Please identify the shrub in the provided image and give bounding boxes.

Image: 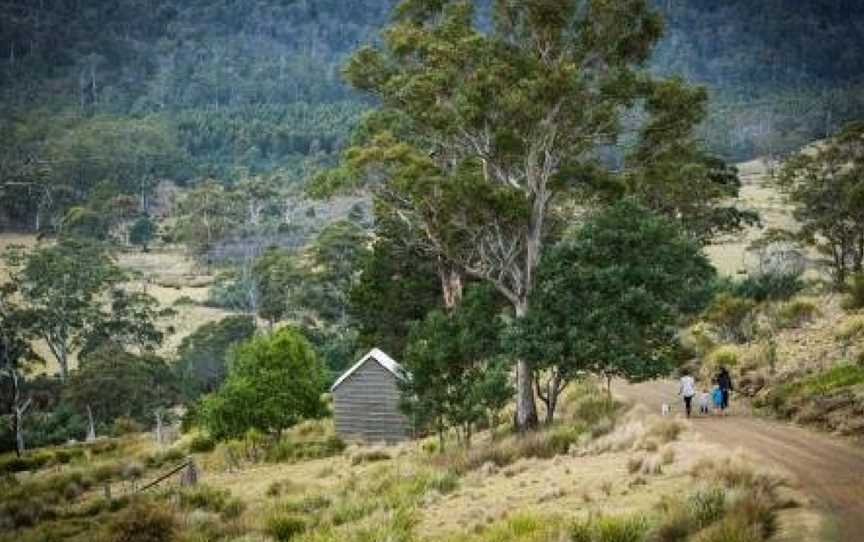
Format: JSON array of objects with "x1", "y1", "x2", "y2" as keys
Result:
[
  {"x1": 199, "y1": 328, "x2": 328, "y2": 440},
  {"x1": 653, "y1": 499, "x2": 698, "y2": 542},
  {"x1": 570, "y1": 392, "x2": 623, "y2": 426},
  {"x1": 173, "y1": 296, "x2": 198, "y2": 306},
  {"x1": 773, "y1": 299, "x2": 818, "y2": 329},
  {"x1": 265, "y1": 435, "x2": 346, "y2": 463},
  {"x1": 113, "y1": 417, "x2": 146, "y2": 436},
  {"x1": 188, "y1": 434, "x2": 216, "y2": 453},
  {"x1": 143, "y1": 447, "x2": 186, "y2": 469},
  {"x1": 703, "y1": 294, "x2": 757, "y2": 343},
  {"x1": 835, "y1": 316, "x2": 864, "y2": 342},
  {"x1": 426, "y1": 470, "x2": 459, "y2": 495},
  {"x1": 842, "y1": 272, "x2": 864, "y2": 311},
  {"x1": 104, "y1": 499, "x2": 179, "y2": 542},
  {"x1": 692, "y1": 516, "x2": 760, "y2": 542},
  {"x1": 174, "y1": 485, "x2": 230, "y2": 512},
  {"x1": 733, "y1": 271, "x2": 804, "y2": 302},
  {"x1": 92, "y1": 461, "x2": 125, "y2": 483},
  {"x1": 266, "y1": 514, "x2": 307, "y2": 541},
  {"x1": 707, "y1": 346, "x2": 739, "y2": 369}
]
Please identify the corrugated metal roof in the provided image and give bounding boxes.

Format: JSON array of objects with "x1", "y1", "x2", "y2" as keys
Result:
[{"x1": 330, "y1": 348, "x2": 405, "y2": 392}]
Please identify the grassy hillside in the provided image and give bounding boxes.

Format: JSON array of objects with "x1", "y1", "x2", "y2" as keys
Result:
[{"x1": 0, "y1": 384, "x2": 823, "y2": 542}]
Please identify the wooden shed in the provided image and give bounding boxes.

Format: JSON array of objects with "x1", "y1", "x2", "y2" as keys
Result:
[{"x1": 330, "y1": 348, "x2": 411, "y2": 443}]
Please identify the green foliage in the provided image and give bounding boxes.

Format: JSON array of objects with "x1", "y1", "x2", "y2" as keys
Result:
[
  {"x1": 783, "y1": 365, "x2": 864, "y2": 397},
  {"x1": 267, "y1": 513, "x2": 307, "y2": 541},
  {"x1": 199, "y1": 328, "x2": 328, "y2": 440},
  {"x1": 402, "y1": 285, "x2": 513, "y2": 446},
  {"x1": 251, "y1": 247, "x2": 300, "y2": 324},
  {"x1": 707, "y1": 346, "x2": 740, "y2": 370},
  {"x1": 174, "y1": 315, "x2": 256, "y2": 399},
  {"x1": 842, "y1": 272, "x2": 864, "y2": 311},
  {"x1": 626, "y1": 79, "x2": 758, "y2": 244},
  {"x1": 348, "y1": 214, "x2": 443, "y2": 357},
  {"x1": 3, "y1": 240, "x2": 169, "y2": 381},
  {"x1": 513, "y1": 200, "x2": 715, "y2": 410},
  {"x1": 129, "y1": 217, "x2": 157, "y2": 252},
  {"x1": 264, "y1": 435, "x2": 346, "y2": 463},
  {"x1": 570, "y1": 515, "x2": 649, "y2": 542},
  {"x1": 188, "y1": 434, "x2": 216, "y2": 454},
  {"x1": 703, "y1": 294, "x2": 757, "y2": 343},
  {"x1": 104, "y1": 499, "x2": 179, "y2": 542},
  {"x1": 303, "y1": 221, "x2": 371, "y2": 324},
  {"x1": 173, "y1": 181, "x2": 244, "y2": 253},
  {"x1": 731, "y1": 271, "x2": 805, "y2": 303},
  {"x1": 64, "y1": 345, "x2": 179, "y2": 430},
  {"x1": 773, "y1": 300, "x2": 819, "y2": 329},
  {"x1": 776, "y1": 122, "x2": 864, "y2": 287}
]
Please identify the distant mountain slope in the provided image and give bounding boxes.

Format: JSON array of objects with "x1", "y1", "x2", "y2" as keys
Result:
[{"x1": 1, "y1": 0, "x2": 863, "y2": 178}]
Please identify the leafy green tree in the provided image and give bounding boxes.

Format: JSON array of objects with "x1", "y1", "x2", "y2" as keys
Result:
[
  {"x1": 402, "y1": 285, "x2": 513, "y2": 448},
  {"x1": 301, "y1": 221, "x2": 371, "y2": 324},
  {"x1": 174, "y1": 316, "x2": 257, "y2": 399},
  {"x1": 776, "y1": 122, "x2": 864, "y2": 287},
  {"x1": 129, "y1": 216, "x2": 157, "y2": 252},
  {"x1": 252, "y1": 247, "x2": 301, "y2": 325},
  {"x1": 63, "y1": 345, "x2": 178, "y2": 431},
  {"x1": 3, "y1": 240, "x2": 121, "y2": 381},
  {"x1": 510, "y1": 201, "x2": 715, "y2": 420},
  {"x1": 342, "y1": 0, "x2": 677, "y2": 430},
  {"x1": 174, "y1": 180, "x2": 243, "y2": 254},
  {"x1": 349, "y1": 216, "x2": 443, "y2": 357},
  {"x1": 626, "y1": 79, "x2": 759, "y2": 244},
  {"x1": 4, "y1": 240, "x2": 172, "y2": 381},
  {"x1": 81, "y1": 288, "x2": 176, "y2": 357},
  {"x1": 200, "y1": 328, "x2": 328, "y2": 440}
]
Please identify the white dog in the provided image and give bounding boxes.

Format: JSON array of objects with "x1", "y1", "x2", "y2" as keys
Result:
[{"x1": 661, "y1": 403, "x2": 671, "y2": 417}]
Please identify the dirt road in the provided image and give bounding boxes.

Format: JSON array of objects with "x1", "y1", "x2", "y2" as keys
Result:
[{"x1": 619, "y1": 380, "x2": 864, "y2": 541}]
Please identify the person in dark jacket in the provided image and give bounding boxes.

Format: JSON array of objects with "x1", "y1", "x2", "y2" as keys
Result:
[{"x1": 716, "y1": 367, "x2": 733, "y2": 414}]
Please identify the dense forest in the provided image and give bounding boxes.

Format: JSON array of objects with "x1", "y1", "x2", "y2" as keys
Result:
[{"x1": 2, "y1": 0, "x2": 864, "y2": 231}]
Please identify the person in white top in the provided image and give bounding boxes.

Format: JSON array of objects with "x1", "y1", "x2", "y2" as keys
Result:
[{"x1": 679, "y1": 368, "x2": 696, "y2": 418}]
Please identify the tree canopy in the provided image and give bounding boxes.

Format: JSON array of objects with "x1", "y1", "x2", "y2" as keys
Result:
[{"x1": 200, "y1": 328, "x2": 328, "y2": 440}]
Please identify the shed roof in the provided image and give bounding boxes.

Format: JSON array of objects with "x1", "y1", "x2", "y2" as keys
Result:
[{"x1": 330, "y1": 348, "x2": 405, "y2": 392}]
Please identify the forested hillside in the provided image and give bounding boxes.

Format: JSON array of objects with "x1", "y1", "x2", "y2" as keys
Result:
[{"x1": 2, "y1": 0, "x2": 864, "y2": 231}]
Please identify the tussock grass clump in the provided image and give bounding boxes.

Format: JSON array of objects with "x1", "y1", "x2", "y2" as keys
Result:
[
  {"x1": 707, "y1": 346, "x2": 740, "y2": 369},
  {"x1": 102, "y1": 499, "x2": 179, "y2": 542},
  {"x1": 646, "y1": 419, "x2": 683, "y2": 444},
  {"x1": 188, "y1": 434, "x2": 216, "y2": 453},
  {"x1": 142, "y1": 447, "x2": 186, "y2": 469},
  {"x1": 350, "y1": 449, "x2": 391, "y2": 465},
  {"x1": 442, "y1": 513, "x2": 568, "y2": 542},
  {"x1": 589, "y1": 413, "x2": 682, "y2": 456},
  {"x1": 773, "y1": 299, "x2": 819, "y2": 329},
  {"x1": 571, "y1": 515, "x2": 648, "y2": 542},
  {"x1": 434, "y1": 424, "x2": 587, "y2": 474},
  {"x1": 703, "y1": 294, "x2": 758, "y2": 343},
  {"x1": 266, "y1": 513, "x2": 307, "y2": 541},
  {"x1": 835, "y1": 316, "x2": 864, "y2": 342}
]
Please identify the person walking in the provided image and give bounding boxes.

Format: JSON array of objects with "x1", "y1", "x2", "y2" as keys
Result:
[
  {"x1": 717, "y1": 366, "x2": 734, "y2": 415},
  {"x1": 679, "y1": 368, "x2": 696, "y2": 418}
]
